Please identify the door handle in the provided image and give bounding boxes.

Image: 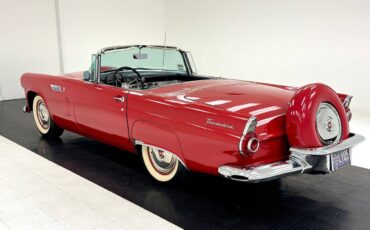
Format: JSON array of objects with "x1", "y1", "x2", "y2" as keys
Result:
[{"x1": 113, "y1": 96, "x2": 125, "y2": 103}]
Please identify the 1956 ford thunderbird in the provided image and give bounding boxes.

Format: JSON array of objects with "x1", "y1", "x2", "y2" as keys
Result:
[{"x1": 21, "y1": 45, "x2": 364, "y2": 183}]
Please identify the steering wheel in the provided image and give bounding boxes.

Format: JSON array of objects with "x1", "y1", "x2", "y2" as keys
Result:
[{"x1": 107, "y1": 66, "x2": 142, "y2": 87}]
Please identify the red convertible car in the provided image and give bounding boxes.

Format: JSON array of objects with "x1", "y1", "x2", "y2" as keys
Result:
[{"x1": 21, "y1": 45, "x2": 364, "y2": 183}]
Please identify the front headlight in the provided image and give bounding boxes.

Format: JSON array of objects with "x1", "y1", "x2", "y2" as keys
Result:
[{"x1": 316, "y1": 102, "x2": 342, "y2": 145}]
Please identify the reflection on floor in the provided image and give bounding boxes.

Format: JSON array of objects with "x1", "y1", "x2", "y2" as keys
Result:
[
  {"x1": 1, "y1": 99, "x2": 370, "y2": 229},
  {"x1": 0, "y1": 135, "x2": 180, "y2": 229}
]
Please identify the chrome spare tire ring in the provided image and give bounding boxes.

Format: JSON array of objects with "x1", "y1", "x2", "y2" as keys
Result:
[{"x1": 316, "y1": 102, "x2": 342, "y2": 145}]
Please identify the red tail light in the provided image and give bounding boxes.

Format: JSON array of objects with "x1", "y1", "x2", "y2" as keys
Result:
[{"x1": 247, "y1": 136, "x2": 260, "y2": 153}]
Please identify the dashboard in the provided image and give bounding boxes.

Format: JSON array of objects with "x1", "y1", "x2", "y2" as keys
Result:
[{"x1": 121, "y1": 80, "x2": 183, "y2": 90}]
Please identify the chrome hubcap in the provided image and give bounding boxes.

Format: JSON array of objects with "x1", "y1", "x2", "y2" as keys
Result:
[
  {"x1": 37, "y1": 101, "x2": 50, "y2": 129},
  {"x1": 325, "y1": 119, "x2": 333, "y2": 132},
  {"x1": 316, "y1": 103, "x2": 341, "y2": 145},
  {"x1": 148, "y1": 147, "x2": 177, "y2": 175}
]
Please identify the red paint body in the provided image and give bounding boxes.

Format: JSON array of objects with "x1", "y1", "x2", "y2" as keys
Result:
[{"x1": 20, "y1": 72, "x2": 350, "y2": 176}]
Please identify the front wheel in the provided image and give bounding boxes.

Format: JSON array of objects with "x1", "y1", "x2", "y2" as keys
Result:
[
  {"x1": 141, "y1": 145, "x2": 187, "y2": 183},
  {"x1": 32, "y1": 95, "x2": 64, "y2": 138}
]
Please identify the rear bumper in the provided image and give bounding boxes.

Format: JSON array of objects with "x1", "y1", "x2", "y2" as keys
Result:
[{"x1": 218, "y1": 133, "x2": 365, "y2": 183}]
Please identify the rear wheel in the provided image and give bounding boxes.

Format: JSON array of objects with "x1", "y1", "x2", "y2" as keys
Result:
[
  {"x1": 141, "y1": 145, "x2": 187, "y2": 183},
  {"x1": 32, "y1": 95, "x2": 64, "y2": 138}
]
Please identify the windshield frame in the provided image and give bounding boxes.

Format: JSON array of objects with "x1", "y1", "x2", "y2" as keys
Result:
[{"x1": 93, "y1": 45, "x2": 193, "y2": 84}]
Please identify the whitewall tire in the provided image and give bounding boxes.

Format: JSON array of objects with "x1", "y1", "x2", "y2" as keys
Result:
[
  {"x1": 32, "y1": 95, "x2": 64, "y2": 138},
  {"x1": 141, "y1": 145, "x2": 186, "y2": 183}
]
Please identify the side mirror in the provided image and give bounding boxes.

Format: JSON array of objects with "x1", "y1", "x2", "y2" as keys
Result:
[{"x1": 83, "y1": 71, "x2": 91, "y2": 81}]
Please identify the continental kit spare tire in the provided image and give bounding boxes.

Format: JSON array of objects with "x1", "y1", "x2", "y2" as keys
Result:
[{"x1": 286, "y1": 83, "x2": 349, "y2": 148}]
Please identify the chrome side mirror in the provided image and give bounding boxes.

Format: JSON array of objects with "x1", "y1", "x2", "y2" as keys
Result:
[{"x1": 83, "y1": 71, "x2": 91, "y2": 81}]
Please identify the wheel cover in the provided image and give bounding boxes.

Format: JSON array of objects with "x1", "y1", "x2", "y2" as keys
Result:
[
  {"x1": 148, "y1": 147, "x2": 177, "y2": 175},
  {"x1": 141, "y1": 145, "x2": 179, "y2": 182},
  {"x1": 36, "y1": 100, "x2": 50, "y2": 130},
  {"x1": 316, "y1": 102, "x2": 342, "y2": 145}
]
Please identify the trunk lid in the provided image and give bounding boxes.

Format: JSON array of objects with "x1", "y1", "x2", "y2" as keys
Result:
[{"x1": 183, "y1": 79, "x2": 296, "y2": 119}]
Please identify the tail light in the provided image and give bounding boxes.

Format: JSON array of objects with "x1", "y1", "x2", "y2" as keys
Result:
[
  {"x1": 247, "y1": 135, "x2": 260, "y2": 153},
  {"x1": 239, "y1": 116, "x2": 260, "y2": 156}
]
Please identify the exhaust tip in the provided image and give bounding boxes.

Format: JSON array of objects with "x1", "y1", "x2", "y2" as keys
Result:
[{"x1": 230, "y1": 175, "x2": 249, "y2": 182}]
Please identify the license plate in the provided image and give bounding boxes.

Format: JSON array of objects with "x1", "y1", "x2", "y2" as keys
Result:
[{"x1": 331, "y1": 149, "x2": 351, "y2": 171}]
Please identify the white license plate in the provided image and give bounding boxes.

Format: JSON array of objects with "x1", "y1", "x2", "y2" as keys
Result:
[{"x1": 331, "y1": 149, "x2": 351, "y2": 171}]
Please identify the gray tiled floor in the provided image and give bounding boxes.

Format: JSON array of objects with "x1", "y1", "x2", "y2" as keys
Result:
[{"x1": 0, "y1": 135, "x2": 181, "y2": 230}]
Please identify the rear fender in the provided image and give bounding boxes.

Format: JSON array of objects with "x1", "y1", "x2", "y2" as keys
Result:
[{"x1": 131, "y1": 120, "x2": 186, "y2": 167}]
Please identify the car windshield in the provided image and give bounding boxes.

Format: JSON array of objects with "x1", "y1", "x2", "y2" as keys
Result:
[{"x1": 100, "y1": 47, "x2": 187, "y2": 73}]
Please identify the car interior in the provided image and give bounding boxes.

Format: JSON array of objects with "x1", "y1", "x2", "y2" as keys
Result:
[{"x1": 100, "y1": 67, "x2": 211, "y2": 90}]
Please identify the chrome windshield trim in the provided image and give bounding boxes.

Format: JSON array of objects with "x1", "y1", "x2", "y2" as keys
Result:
[
  {"x1": 96, "y1": 54, "x2": 101, "y2": 83},
  {"x1": 290, "y1": 133, "x2": 364, "y2": 156},
  {"x1": 238, "y1": 116, "x2": 257, "y2": 156},
  {"x1": 95, "y1": 45, "x2": 187, "y2": 82},
  {"x1": 98, "y1": 45, "x2": 180, "y2": 54}
]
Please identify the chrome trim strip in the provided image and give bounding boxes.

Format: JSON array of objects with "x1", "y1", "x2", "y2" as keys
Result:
[
  {"x1": 290, "y1": 133, "x2": 364, "y2": 155},
  {"x1": 134, "y1": 140, "x2": 188, "y2": 170},
  {"x1": 50, "y1": 84, "x2": 63, "y2": 93},
  {"x1": 238, "y1": 116, "x2": 257, "y2": 156}
]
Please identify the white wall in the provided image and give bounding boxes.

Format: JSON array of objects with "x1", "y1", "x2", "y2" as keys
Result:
[
  {"x1": 0, "y1": 0, "x2": 61, "y2": 101},
  {"x1": 0, "y1": 0, "x2": 165, "y2": 101},
  {"x1": 165, "y1": 0, "x2": 370, "y2": 113},
  {"x1": 58, "y1": 0, "x2": 165, "y2": 73}
]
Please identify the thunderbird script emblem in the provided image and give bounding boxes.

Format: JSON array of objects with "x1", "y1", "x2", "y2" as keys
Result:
[{"x1": 206, "y1": 118, "x2": 234, "y2": 129}]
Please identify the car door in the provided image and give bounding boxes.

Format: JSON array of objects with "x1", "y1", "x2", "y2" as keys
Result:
[{"x1": 69, "y1": 80, "x2": 132, "y2": 150}]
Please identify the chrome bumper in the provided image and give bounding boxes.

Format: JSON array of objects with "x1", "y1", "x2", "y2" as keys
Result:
[{"x1": 218, "y1": 133, "x2": 365, "y2": 183}]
